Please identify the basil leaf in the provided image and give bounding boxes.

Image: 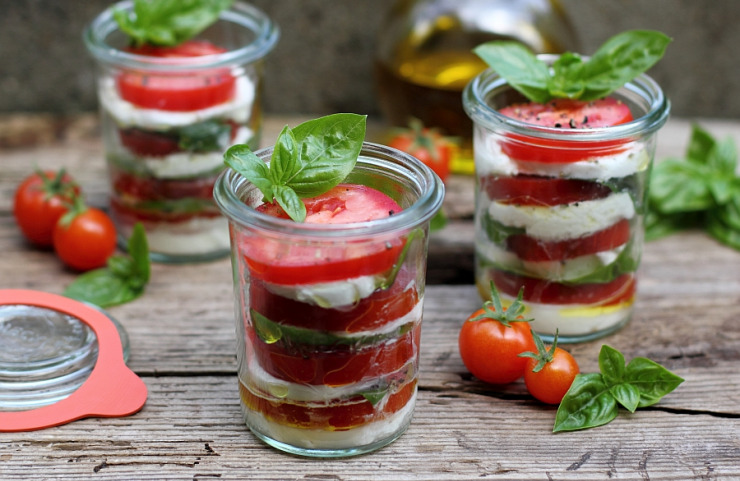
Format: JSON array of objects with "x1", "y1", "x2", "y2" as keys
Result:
[
  {"x1": 549, "y1": 52, "x2": 586, "y2": 99},
  {"x1": 473, "y1": 42, "x2": 551, "y2": 104},
  {"x1": 178, "y1": 120, "x2": 233, "y2": 152},
  {"x1": 686, "y1": 124, "x2": 716, "y2": 164},
  {"x1": 289, "y1": 113, "x2": 366, "y2": 197},
  {"x1": 625, "y1": 357, "x2": 685, "y2": 408},
  {"x1": 598, "y1": 345, "x2": 626, "y2": 385},
  {"x1": 114, "y1": 0, "x2": 233, "y2": 47},
  {"x1": 474, "y1": 30, "x2": 670, "y2": 103},
  {"x1": 578, "y1": 30, "x2": 671, "y2": 101},
  {"x1": 361, "y1": 385, "x2": 390, "y2": 407},
  {"x1": 273, "y1": 185, "x2": 306, "y2": 223},
  {"x1": 270, "y1": 126, "x2": 301, "y2": 185},
  {"x1": 707, "y1": 209, "x2": 740, "y2": 251},
  {"x1": 63, "y1": 224, "x2": 151, "y2": 308},
  {"x1": 649, "y1": 159, "x2": 715, "y2": 213},
  {"x1": 609, "y1": 382, "x2": 641, "y2": 413},
  {"x1": 224, "y1": 144, "x2": 274, "y2": 202},
  {"x1": 553, "y1": 373, "x2": 618, "y2": 432}
]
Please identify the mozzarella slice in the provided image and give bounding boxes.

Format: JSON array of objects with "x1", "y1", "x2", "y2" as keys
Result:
[
  {"x1": 99, "y1": 75, "x2": 255, "y2": 130},
  {"x1": 474, "y1": 131, "x2": 649, "y2": 181},
  {"x1": 486, "y1": 192, "x2": 635, "y2": 242}
]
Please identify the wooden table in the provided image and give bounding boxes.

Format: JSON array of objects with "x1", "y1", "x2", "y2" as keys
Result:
[{"x1": 1, "y1": 115, "x2": 739, "y2": 480}]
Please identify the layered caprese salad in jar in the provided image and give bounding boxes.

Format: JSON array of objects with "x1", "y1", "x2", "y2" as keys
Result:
[
  {"x1": 84, "y1": 0, "x2": 278, "y2": 262},
  {"x1": 463, "y1": 31, "x2": 671, "y2": 342},
  {"x1": 214, "y1": 114, "x2": 444, "y2": 457}
]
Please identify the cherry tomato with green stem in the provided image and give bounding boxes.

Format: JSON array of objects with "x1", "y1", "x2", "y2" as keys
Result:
[
  {"x1": 519, "y1": 329, "x2": 580, "y2": 404},
  {"x1": 53, "y1": 196, "x2": 117, "y2": 272},
  {"x1": 13, "y1": 169, "x2": 79, "y2": 247},
  {"x1": 458, "y1": 283, "x2": 535, "y2": 385},
  {"x1": 388, "y1": 118, "x2": 456, "y2": 183}
]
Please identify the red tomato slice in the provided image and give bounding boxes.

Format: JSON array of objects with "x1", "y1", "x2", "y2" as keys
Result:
[
  {"x1": 118, "y1": 41, "x2": 236, "y2": 111},
  {"x1": 481, "y1": 174, "x2": 613, "y2": 206},
  {"x1": 499, "y1": 98, "x2": 634, "y2": 163},
  {"x1": 239, "y1": 376, "x2": 417, "y2": 430},
  {"x1": 119, "y1": 128, "x2": 181, "y2": 157},
  {"x1": 248, "y1": 323, "x2": 420, "y2": 386},
  {"x1": 244, "y1": 184, "x2": 405, "y2": 285},
  {"x1": 505, "y1": 219, "x2": 631, "y2": 262},
  {"x1": 110, "y1": 197, "x2": 221, "y2": 224},
  {"x1": 113, "y1": 170, "x2": 217, "y2": 201},
  {"x1": 250, "y1": 266, "x2": 419, "y2": 333},
  {"x1": 491, "y1": 269, "x2": 636, "y2": 306}
]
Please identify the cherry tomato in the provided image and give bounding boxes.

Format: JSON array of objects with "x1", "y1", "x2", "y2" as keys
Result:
[
  {"x1": 388, "y1": 119, "x2": 455, "y2": 182},
  {"x1": 481, "y1": 174, "x2": 613, "y2": 207},
  {"x1": 245, "y1": 184, "x2": 405, "y2": 285},
  {"x1": 458, "y1": 287, "x2": 536, "y2": 384},
  {"x1": 521, "y1": 331, "x2": 580, "y2": 405},
  {"x1": 118, "y1": 40, "x2": 236, "y2": 111},
  {"x1": 499, "y1": 98, "x2": 634, "y2": 164},
  {"x1": 13, "y1": 170, "x2": 79, "y2": 247},
  {"x1": 53, "y1": 207, "x2": 117, "y2": 271},
  {"x1": 491, "y1": 269, "x2": 636, "y2": 306}
]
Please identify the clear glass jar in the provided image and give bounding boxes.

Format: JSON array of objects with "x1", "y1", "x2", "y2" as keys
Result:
[
  {"x1": 374, "y1": 0, "x2": 577, "y2": 174},
  {"x1": 214, "y1": 143, "x2": 444, "y2": 457},
  {"x1": 463, "y1": 58, "x2": 670, "y2": 343},
  {"x1": 84, "y1": 1, "x2": 279, "y2": 263}
]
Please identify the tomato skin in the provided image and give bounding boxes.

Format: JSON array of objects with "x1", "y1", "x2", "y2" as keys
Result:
[
  {"x1": 245, "y1": 184, "x2": 406, "y2": 285},
  {"x1": 53, "y1": 208, "x2": 117, "y2": 271},
  {"x1": 458, "y1": 310, "x2": 535, "y2": 385},
  {"x1": 499, "y1": 98, "x2": 634, "y2": 164},
  {"x1": 491, "y1": 269, "x2": 636, "y2": 306},
  {"x1": 13, "y1": 171, "x2": 78, "y2": 247},
  {"x1": 524, "y1": 347, "x2": 579, "y2": 404},
  {"x1": 388, "y1": 123, "x2": 454, "y2": 182},
  {"x1": 118, "y1": 40, "x2": 236, "y2": 112},
  {"x1": 481, "y1": 174, "x2": 613, "y2": 207}
]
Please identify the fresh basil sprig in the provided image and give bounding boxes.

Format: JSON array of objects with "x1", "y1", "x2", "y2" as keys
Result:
[
  {"x1": 63, "y1": 223, "x2": 151, "y2": 308},
  {"x1": 474, "y1": 30, "x2": 671, "y2": 104},
  {"x1": 114, "y1": 0, "x2": 233, "y2": 47},
  {"x1": 224, "y1": 113, "x2": 367, "y2": 222},
  {"x1": 647, "y1": 124, "x2": 740, "y2": 250},
  {"x1": 553, "y1": 345, "x2": 683, "y2": 432}
]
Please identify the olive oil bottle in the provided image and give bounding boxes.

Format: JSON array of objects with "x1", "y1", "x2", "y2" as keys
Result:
[{"x1": 375, "y1": 0, "x2": 578, "y2": 174}]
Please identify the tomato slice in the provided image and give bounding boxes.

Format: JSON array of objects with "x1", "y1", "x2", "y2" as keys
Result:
[
  {"x1": 113, "y1": 170, "x2": 218, "y2": 201},
  {"x1": 505, "y1": 219, "x2": 631, "y2": 262},
  {"x1": 498, "y1": 98, "x2": 634, "y2": 164},
  {"x1": 119, "y1": 128, "x2": 181, "y2": 157},
  {"x1": 491, "y1": 269, "x2": 636, "y2": 305},
  {"x1": 243, "y1": 184, "x2": 405, "y2": 285},
  {"x1": 248, "y1": 323, "x2": 420, "y2": 386},
  {"x1": 250, "y1": 266, "x2": 419, "y2": 333},
  {"x1": 239, "y1": 377, "x2": 417, "y2": 430},
  {"x1": 481, "y1": 174, "x2": 613, "y2": 206},
  {"x1": 118, "y1": 41, "x2": 236, "y2": 111},
  {"x1": 110, "y1": 197, "x2": 220, "y2": 224}
]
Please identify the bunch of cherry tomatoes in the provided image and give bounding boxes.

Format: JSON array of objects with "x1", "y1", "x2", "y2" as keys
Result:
[
  {"x1": 14, "y1": 169, "x2": 117, "y2": 271},
  {"x1": 458, "y1": 286, "x2": 580, "y2": 405}
]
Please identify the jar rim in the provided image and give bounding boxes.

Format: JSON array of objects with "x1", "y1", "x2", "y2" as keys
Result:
[
  {"x1": 83, "y1": 0, "x2": 279, "y2": 70},
  {"x1": 462, "y1": 54, "x2": 670, "y2": 141},
  {"x1": 213, "y1": 142, "x2": 445, "y2": 239}
]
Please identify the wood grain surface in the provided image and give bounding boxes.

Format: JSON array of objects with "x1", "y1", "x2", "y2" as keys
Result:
[{"x1": 0, "y1": 115, "x2": 739, "y2": 480}]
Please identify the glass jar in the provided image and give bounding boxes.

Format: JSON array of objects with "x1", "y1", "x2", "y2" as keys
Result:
[
  {"x1": 214, "y1": 142, "x2": 444, "y2": 457},
  {"x1": 84, "y1": 1, "x2": 279, "y2": 263},
  {"x1": 463, "y1": 58, "x2": 670, "y2": 343},
  {"x1": 374, "y1": 0, "x2": 577, "y2": 174}
]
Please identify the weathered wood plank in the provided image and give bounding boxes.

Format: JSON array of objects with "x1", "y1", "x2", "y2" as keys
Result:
[{"x1": 1, "y1": 375, "x2": 738, "y2": 481}]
